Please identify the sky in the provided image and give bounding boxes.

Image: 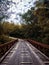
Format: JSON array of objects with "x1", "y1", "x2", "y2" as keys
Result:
[{"x1": 7, "y1": 0, "x2": 36, "y2": 24}]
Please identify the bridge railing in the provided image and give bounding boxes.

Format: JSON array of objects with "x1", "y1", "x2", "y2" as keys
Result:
[
  {"x1": 0, "y1": 39, "x2": 18, "y2": 58},
  {"x1": 27, "y1": 39, "x2": 49, "y2": 57}
]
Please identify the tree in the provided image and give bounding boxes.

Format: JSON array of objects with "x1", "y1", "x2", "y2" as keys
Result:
[
  {"x1": 22, "y1": 8, "x2": 38, "y2": 24},
  {"x1": 0, "y1": 22, "x2": 3, "y2": 35},
  {"x1": 21, "y1": 0, "x2": 49, "y2": 44}
]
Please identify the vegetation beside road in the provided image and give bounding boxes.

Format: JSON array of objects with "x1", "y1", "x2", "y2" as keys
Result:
[
  {"x1": 0, "y1": 0, "x2": 49, "y2": 57},
  {"x1": 0, "y1": 0, "x2": 49, "y2": 45},
  {"x1": 0, "y1": 35, "x2": 12, "y2": 45}
]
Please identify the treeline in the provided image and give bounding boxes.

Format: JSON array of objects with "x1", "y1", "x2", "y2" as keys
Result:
[
  {"x1": 9, "y1": 0, "x2": 49, "y2": 45},
  {"x1": 0, "y1": 0, "x2": 49, "y2": 45},
  {"x1": 20, "y1": 1, "x2": 49, "y2": 44},
  {"x1": 0, "y1": 22, "x2": 16, "y2": 44}
]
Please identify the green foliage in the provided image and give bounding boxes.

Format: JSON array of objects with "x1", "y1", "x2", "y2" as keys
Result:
[
  {"x1": 0, "y1": 22, "x2": 3, "y2": 35},
  {"x1": 0, "y1": 22, "x2": 15, "y2": 44},
  {"x1": 20, "y1": 1, "x2": 49, "y2": 45},
  {"x1": 0, "y1": 0, "x2": 49, "y2": 45},
  {"x1": 0, "y1": 35, "x2": 12, "y2": 44},
  {"x1": 22, "y1": 9, "x2": 37, "y2": 24}
]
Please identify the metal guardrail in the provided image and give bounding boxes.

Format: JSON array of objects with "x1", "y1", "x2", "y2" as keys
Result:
[
  {"x1": 27, "y1": 39, "x2": 49, "y2": 57},
  {"x1": 0, "y1": 39, "x2": 18, "y2": 58}
]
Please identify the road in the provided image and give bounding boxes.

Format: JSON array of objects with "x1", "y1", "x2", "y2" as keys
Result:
[{"x1": 0, "y1": 39, "x2": 49, "y2": 65}]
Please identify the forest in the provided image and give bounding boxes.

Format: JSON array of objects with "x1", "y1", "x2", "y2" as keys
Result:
[{"x1": 0, "y1": 0, "x2": 49, "y2": 45}]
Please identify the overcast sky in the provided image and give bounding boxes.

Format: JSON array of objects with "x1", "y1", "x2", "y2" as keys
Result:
[{"x1": 7, "y1": 0, "x2": 36, "y2": 24}]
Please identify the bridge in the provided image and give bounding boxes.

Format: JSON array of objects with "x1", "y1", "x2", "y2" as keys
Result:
[{"x1": 0, "y1": 39, "x2": 49, "y2": 65}]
